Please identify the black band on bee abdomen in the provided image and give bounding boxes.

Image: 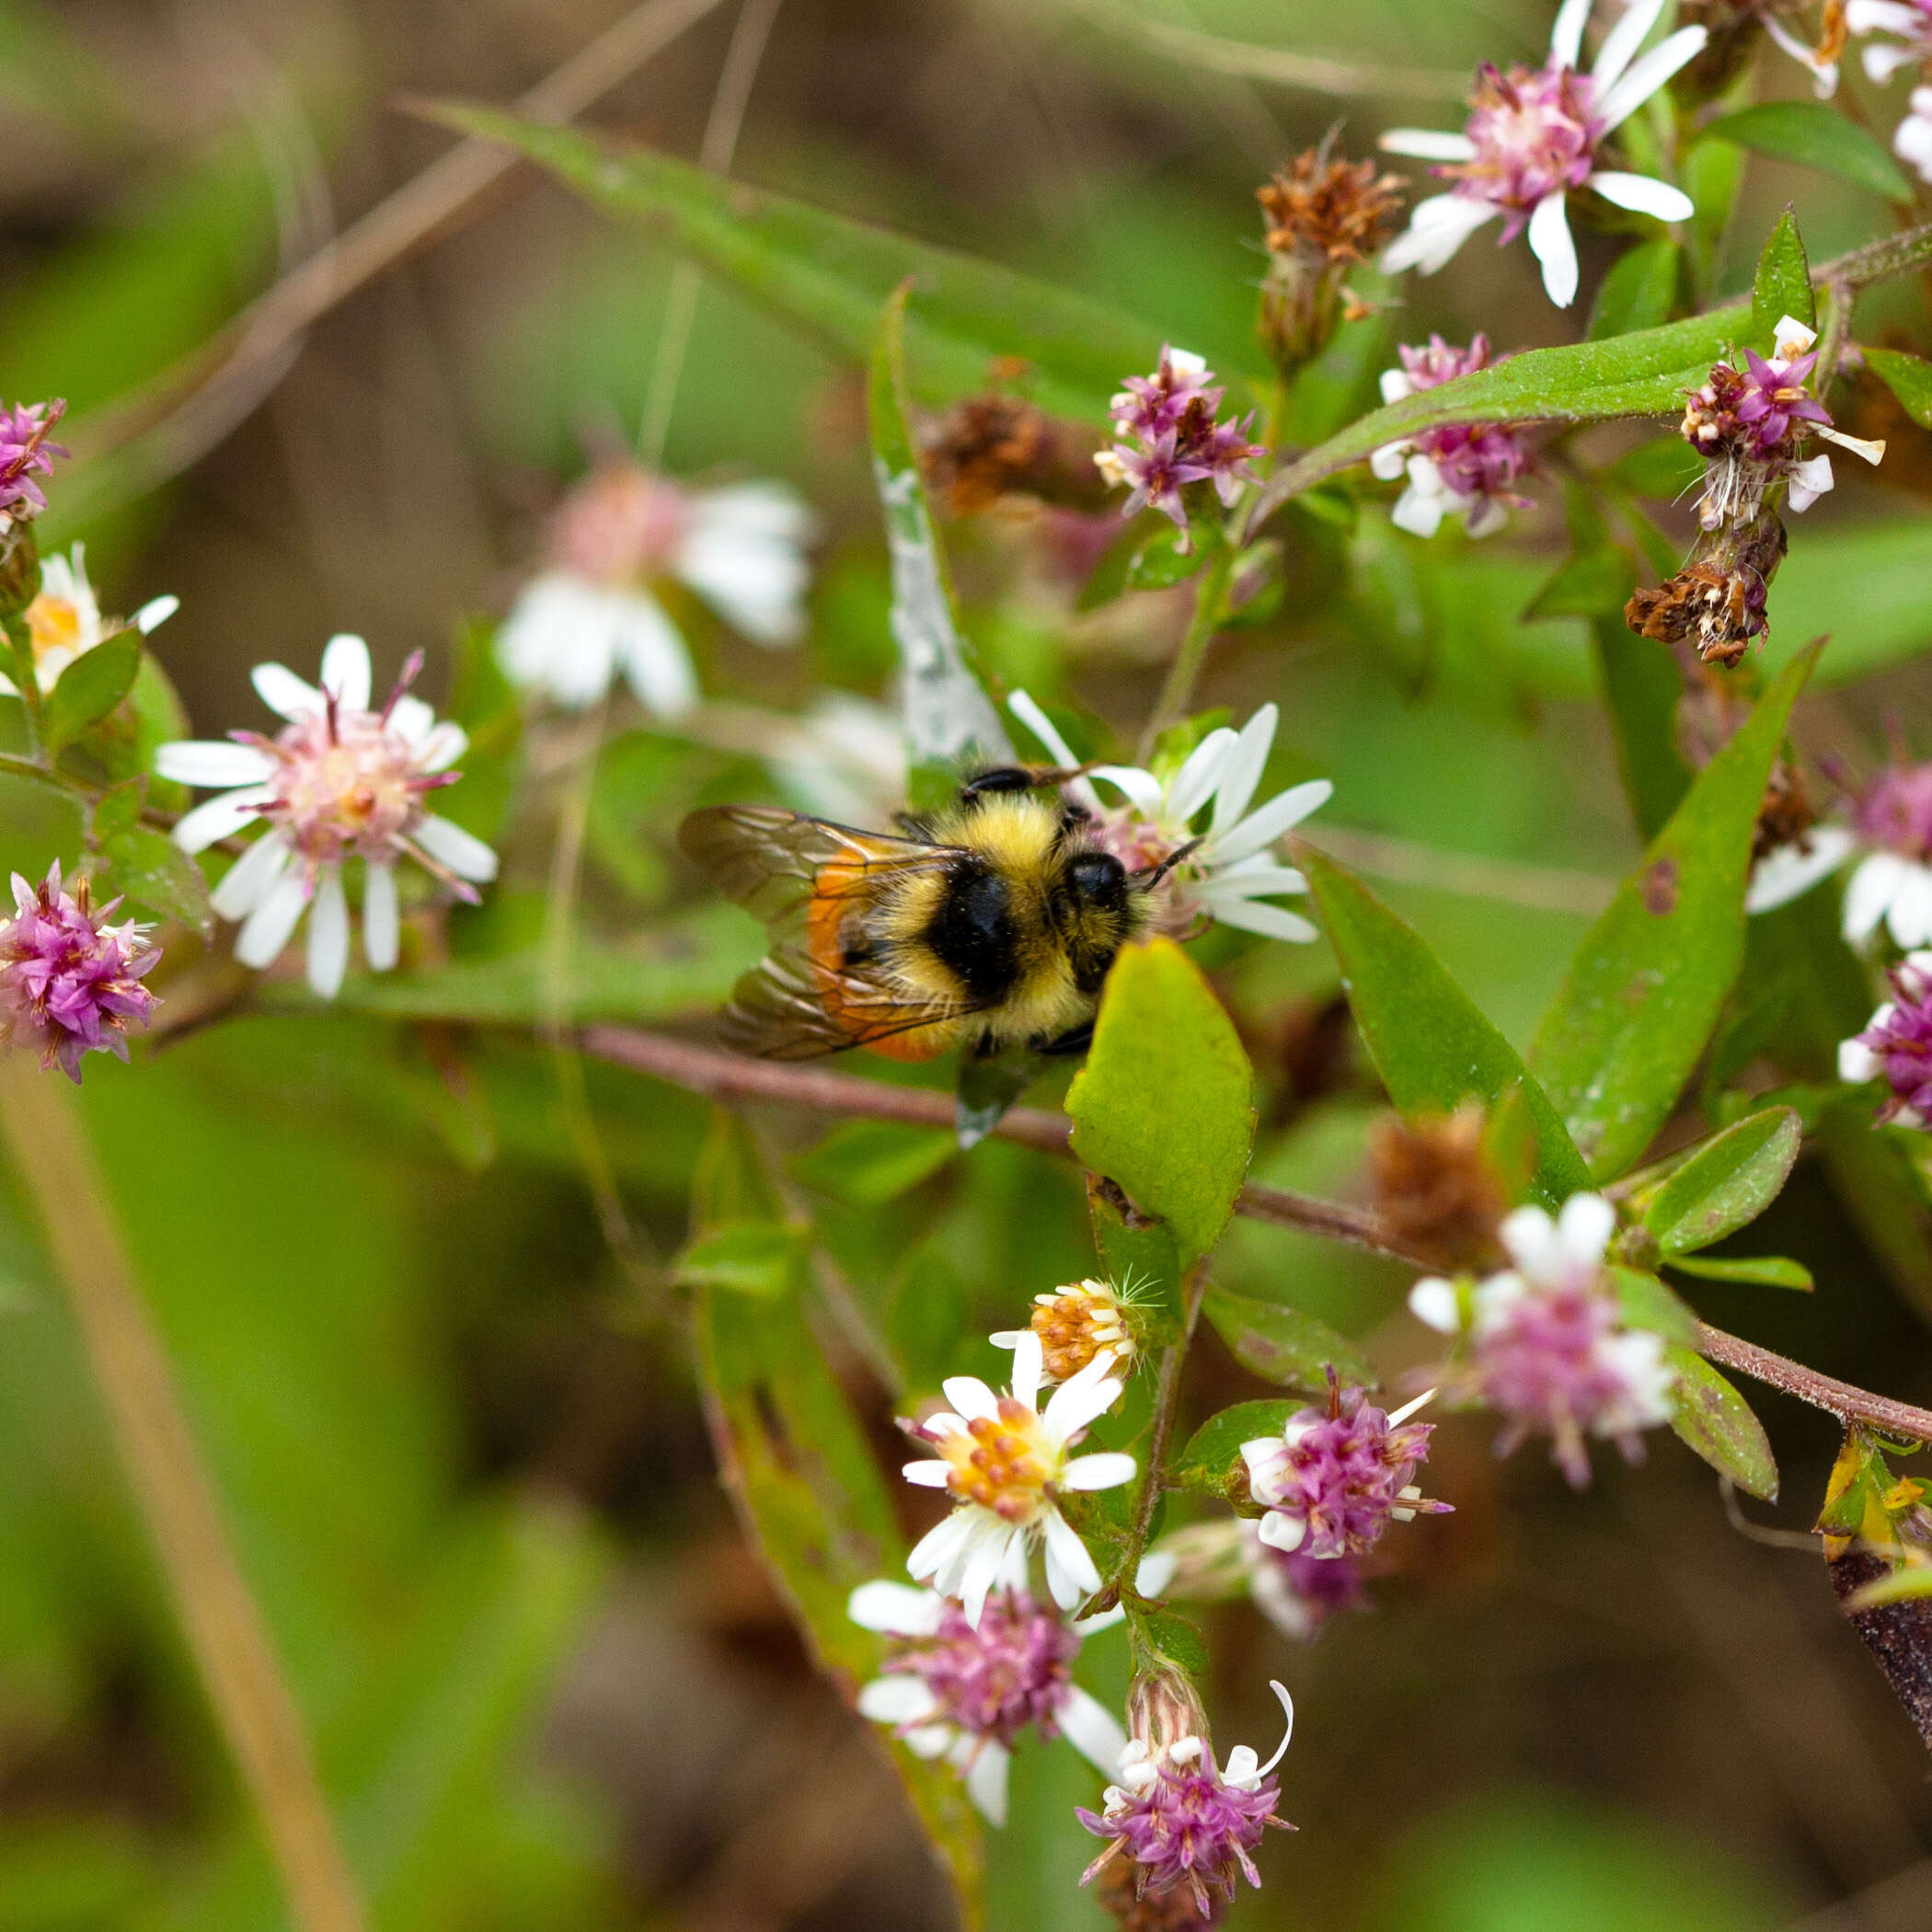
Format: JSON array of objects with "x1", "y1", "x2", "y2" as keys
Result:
[{"x1": 924, "y1": 857, "x2": 1018, "y2": 1001}]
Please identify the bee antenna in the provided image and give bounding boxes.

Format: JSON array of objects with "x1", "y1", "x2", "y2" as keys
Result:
[{"x1": 1135, "y1": 838, "x2": 1202, "y2": 890}]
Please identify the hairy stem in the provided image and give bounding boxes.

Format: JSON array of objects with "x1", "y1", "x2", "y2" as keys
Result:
[
  {"x1": 1139, "y1": 540, "x2": 1236, "y2": 761},
  {"x1": 0, "y1": 1061, "x2": 366, "y2": 1932},
  {"x1": 581, "y1": 1026, "x2": 1932, "y2": 1437},
  {"x1": 1814, "y1": 217, "x2": 1932, "y2": 293}
]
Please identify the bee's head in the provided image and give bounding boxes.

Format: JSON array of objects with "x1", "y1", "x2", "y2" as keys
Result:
[{"x1": 1063, "y1": 849, "x2": 1128, "y2": 916}]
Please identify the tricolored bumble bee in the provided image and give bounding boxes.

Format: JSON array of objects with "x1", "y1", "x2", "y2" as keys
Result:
[{"x1": 679, "y1": 767, "x2": 1181, "y2": 1064}]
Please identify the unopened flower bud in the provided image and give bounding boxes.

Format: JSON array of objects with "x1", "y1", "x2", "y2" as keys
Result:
[
  {"x1": 994, "y1": 1278, "x2": 1141, "y2": 1382},
  {"x1": 1367, "y1": 1105, "x2": 1507, "y2": 1270},
  {"x1": 1254, "y1": 147, "x2": 1404, "y2": 373}
]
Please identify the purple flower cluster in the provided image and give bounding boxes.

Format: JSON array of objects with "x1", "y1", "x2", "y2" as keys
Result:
[
  {"x1": 1247, "y1": 1533, "x2": 1369, "y2": 1640},
  {"x1": 1096, "y1": 347, "x2": 1264, "y2": 535},
  {"x1": 1856, "y1": 762, "x2": 1932, "y2": 863},
  {"x1": 1239, "y1": 1381, "x2": 1443, "y2": 1558},
  {"x1": 0, "y1": 861, "x2": 158, "y2": 1082},
  {"x1": 1841, "y1": 952, "x2": 1932, "y2": 1126},
  {"x1": 1079, "y1": 1740, "x2": 1287, "y2": 1915},
  {"x1": 0, "y1": 399, "x2": 67, "y2": 533},
  {"x1": 892, "y1": 1588, "x2": 1079, "y2": 1749},
  {"x1": 1454, "y1": 62, "x2": 1602, "y2": 233},
  {"x1": 1372, "y1": 336, "x2": 1535, "y2": 537}
]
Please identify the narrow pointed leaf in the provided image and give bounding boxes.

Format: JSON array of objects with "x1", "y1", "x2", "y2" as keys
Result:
[
  {"x1": 1667, "y1": 1251, "x2": 1813, "y2": 1289},
  {"x1": 1751, "y1": 209, "x2": 1815, "y2": 340},
  {"x1": 1173, "y1": 1399, "x2": 1294, "y2": 1498},
  {"x1": 1641, "y1": 1107, "x2": 1802, "y2": 1253},
  {"x1": 1529, "y1": 642, "x2": 1821, "y2": 1180},
  {"x1": 1296, "y1": 842, "x2": 1590, "y2": 1208},
  {"x1": 1666, "y1": 1347, "x2": 1778, "y2": 1499},
  {"x1": 421, "y1": 101, "x2": 1190, "y2": 422},
  {"x1": 1708, "y1": 104, "x2": 1915, "y2": 208}
]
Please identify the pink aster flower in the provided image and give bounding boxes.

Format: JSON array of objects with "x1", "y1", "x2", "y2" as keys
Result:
[
  {"x1": 1369, "y1": 334, "x2": 1538, "y2": 537},
  {"x1": 847, "y1": 1581, "x2": 1127, "y2": 1824},
  {"x1": 1079, "y1": 1682, "x2": 1295, "y2": 1915},
  {"x1": 0, "y1": 398, "x2": 66, "y2": 534},
  {"x1": 0, "y1": 861, "x2": 158, "y2": 1082},
  {"x1": 156, "y1": 634, "x2": 496, "y2": 999},
  {"x1": 1095, "y1": 348, "x2": 1264, "y2": 535},
  {"x1": 1238, "y1": 1378, "x2": 1448, "y2": 1558},
  {"x1": 1684, "y1": 316, "x2": 1883, "y2": 530},
  {"x1": 1380, "y1": 0, "x2": 1705, "y2": 306},
  {"x1": 1409, "y1": 1192, "x2": 1676, "y2": 1489},
  {"x1": 1840, "y1": 949, "x2": 1932, "y2": 1125},
  {"x1": 1839, "y1": 759, "x2": 1932, "y2": 948}
]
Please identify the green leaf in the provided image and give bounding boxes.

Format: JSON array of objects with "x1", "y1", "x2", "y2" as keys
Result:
[
  {"x1": 1295, "y1": 843, "x2": 1591, "y2": 1209},
  {"x1": 98, "y1": 822, "x2": 213, "y2": 936},
  {"x1": 1640, "y1": 1108, "x2": 1802, "y2": 1253},
  {"x1": 1066, "y1": 938, "x2": 1256, "y2": 1259},
  {"x1": 43, "y1": 634, "x2": 140, "y2": 753},
  {"x1": 1126, "y1": 523, "x2": 1217, "y2": 591},
  {"x1": 1609, "y1": 1267, "x2": 1703, "y2": 1350},
  {"x1": 1087, "y1": 1174, "x2": 1185, "y2": 1339},
  {"x1": 1666, "y1": 1347, "x2": 1779, "y2": 1500},
  {"x1": 1864, "y1": 346, "x2": 1932, "y2": 429},
  {"x1": 1708, "y1": 104, "x2": 1915, "y2": 207},
  {"x1": 1173, "y1": 1398, "x2": 1293, "y2": 1497},
  {"x1": 1750, "y1": 210, "x2": 1815, "y2": 343},
  {"x1": 868, "y1": 282, "x2": 1011, "y2": 788},
  {"x1": 1124, "y1": 1601, "x2": 1209, "y2": 1676},
  {"x1": 1587, "y1": 239, "x2": 1682, "y2": 340},
  {"x1": 791, "y1": 1120, "x2": 958, "y2": 1204},
  {"x1": 1667, "y1": 1251, "x2": 1813, "y2": 1289},
  {"x1": 423, "y1": 101, "x2": 1191, "y2": 424},
  {"x1": 1522, "y1": 546, "x2": 1636, "y2": 621},
  {"x1": 1528, "y1": 642, "x2": 1821, "y2": 1180},
  {"x1": 1593, "y1": 619, "x2": 1693, "y2": 840},
  {"x1": 1253, "y1": 302, "x2": 1751, "y2": 515},
  {"x1": 696, "y1": 1273, "x2": 983, "y2": 1916},
  {"x1": 1202, "y1": 1283, "x2": 1373, "y2": 1391},
  {"x1": 672, "y1": 1221, "x2": 811, "y2": 1297},
  {"x1": 1682, "y1": 137, "x2": 1747, "y2": 298},
  {"x1": 90, "y1": 775, "x2": 144, "y2": 842},
  {"x1": 1606, "y1": 435, "x2": 1705, "y2": 499}
]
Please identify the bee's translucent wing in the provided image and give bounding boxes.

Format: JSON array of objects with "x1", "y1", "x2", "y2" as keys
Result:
[
  {"x1": 716, "y1": 946, "x2": 978, "y2": 1061},
  {"x1": 678, "y1": 805, "x2": 958, "y2": 923}
]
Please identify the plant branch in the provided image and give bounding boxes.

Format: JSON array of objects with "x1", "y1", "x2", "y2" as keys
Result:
[
  {"x1": 1814, "y1": 217, "x2": 1932, "y2": 293},
  {"x1": 582, "y1": 1026, "x2": 1932, "y2": 1436},
  {"x1": 1139, "y1": 540, "x2": 1236, "y2": 762},
  {"x1": 0, "y1": 1060, "x2": 366, "y2": 1932}
]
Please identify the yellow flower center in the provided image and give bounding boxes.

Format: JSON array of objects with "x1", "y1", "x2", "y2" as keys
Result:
[
  {"x1": 940, "y1": 1399, "x2": 1055, "y2": 1521},
  {"x1": 1032, "y1": 1281, "x2": 1132, "y2": 1382},
  {"x1": 27, "y1": 594, "x2": 82, "y2": 661}
]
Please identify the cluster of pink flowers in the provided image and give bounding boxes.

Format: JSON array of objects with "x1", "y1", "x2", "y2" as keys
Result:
[
  {"x1": 0, "y1": 861, "x2": 158, "y2": 1082},
  {"x1": 0, "y1": 398, "x2": 65, "y2": 535},
  {"x1": 1683, "y1": 316, "x2": 1884, "y2": 530},
  {"x1": 1238, "y1": 1379, "x2": 1447, "y2": 1558},
  {"x1": 1371, "y1": 334, "x2": 1536, "y2": 537},
  {"x1": 1094, "y1": 347, "x2": 1264, "y2": 535}
]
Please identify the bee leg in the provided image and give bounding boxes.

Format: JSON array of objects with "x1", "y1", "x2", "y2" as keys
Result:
[{"x1": 1036, "y1": 1023, "x2": 1094, "y2": 1057}]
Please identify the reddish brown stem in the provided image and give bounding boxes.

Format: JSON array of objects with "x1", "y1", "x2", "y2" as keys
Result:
[{"x1": 1696, "y1": 1324, "x2": 1932, "y2": 1443}]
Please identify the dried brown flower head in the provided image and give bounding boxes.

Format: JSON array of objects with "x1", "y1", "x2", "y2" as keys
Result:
[
  {"x1": 1754, "y1": 757, "x2": 1817, "y2": 863},
  {"x1": 1258, "y1": 150, "x2": 1405, "y2": 266},
  {"x1": 1095, "y1": 1851, "x2": 1223, "y2": 1930},
  {"x1": 1367, "y1": 1105, "x2": 1507, "y2": 1271},
  {"x1": 1625, "y1": 512, "x2": 1787, "y2": 667},
  {"x1": 920, "y1": 394, "x2": 1108, "y2": 516}
]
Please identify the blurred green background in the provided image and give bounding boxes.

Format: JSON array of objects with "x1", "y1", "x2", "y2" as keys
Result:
[{"x1": 3, "y1": 0, "x2": 1932, "y2": 1926}]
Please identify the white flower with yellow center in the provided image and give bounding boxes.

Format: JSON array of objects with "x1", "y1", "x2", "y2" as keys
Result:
[
  {"x1": 903, "y1": 1331, "x2": 1134, "y2": 1625},
  {"x1": 991, "y1": 1278, "x2": 1141, "y2": 1383},
  {"x1": 0, "y1": 543, "x2": 177, "y2": 696}
]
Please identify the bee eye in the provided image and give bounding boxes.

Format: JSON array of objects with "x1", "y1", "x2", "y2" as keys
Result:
[{"x1": 1065, "y1": 851, "x2": 1127, "y2": 909}]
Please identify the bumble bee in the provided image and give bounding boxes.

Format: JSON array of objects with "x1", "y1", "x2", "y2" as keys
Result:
[{"x1": 679, "y1": 768, "x2": 1168, "y2": 1063}]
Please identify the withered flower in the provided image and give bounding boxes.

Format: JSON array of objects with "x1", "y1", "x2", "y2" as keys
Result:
[
  {"x1": 1625, "y1": 512, "x2": 1788, "y2": 667},
  {"x1": 1255, "y1": 145, "x2": 1404, "y2": 373},
  {"x1": 1367, "y1": 1105, "x2": 1507, "y2": 1271},
  {"x1": 922, "y1": 394, "x2": 1109, "y2": 516}
]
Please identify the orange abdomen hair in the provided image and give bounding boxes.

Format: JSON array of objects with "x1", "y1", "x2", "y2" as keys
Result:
[{"x1": 804, "y1": 861, "x2": 951, "y2": 1062}]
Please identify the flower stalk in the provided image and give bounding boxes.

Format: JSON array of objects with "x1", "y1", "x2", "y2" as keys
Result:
[{"x1": 1140, "y1": 542, "x2": 1237, "y2": 762}]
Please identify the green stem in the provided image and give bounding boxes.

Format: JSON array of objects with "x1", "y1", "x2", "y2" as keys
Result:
[
  {"x1": 0, "y1": 748, "x2": 90, "y2": 797},
  {"x1": 3, "y1": 612, "x2": 45, "y2": 759},
  {"x1": 1138, "y1": 540, "x2": 1237, "y2": 761}
]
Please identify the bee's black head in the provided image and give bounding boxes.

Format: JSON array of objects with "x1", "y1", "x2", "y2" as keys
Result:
[{"x1": 1064, "y1": 849, "x2": 1128, "y2": 914}]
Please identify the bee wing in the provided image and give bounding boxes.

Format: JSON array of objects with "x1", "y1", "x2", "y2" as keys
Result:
[
  {"x1": 678, "y1": 804, "x2": 959, "y2": 924},
  {"x1": 716, "y1": 945, "x2": 981, "y2": 1061}
]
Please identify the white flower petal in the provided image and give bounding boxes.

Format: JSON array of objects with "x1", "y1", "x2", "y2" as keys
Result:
[
  {"x1": 1587, "y1": 170, "x2": 1695, "y2": 223},
  {"x1": 1087, "y1": 765, "x2": 1167, "y2": 817},
  {"x1": 848, "y1": 1580, "x2": 946, "y2": 1637},
  {"x1": 903, "y1": 1723, "x2": 957, "y2": 1760},
  {"x1": 1745, "y1": 826, "x2": 1855, "y2": 914},
  {"x1": 907, "y1": 1510, "x2": 973, "y2": 1582},
  {"x1": 960, "y1": 1524, "x2": 1017, "y2": 1626},
  {"x1": 1059, "y1": 1686, "x2": 1130, "y2": 1777},
  {"x1": 1379, "y1": 128, "x2": 1479, "y2": 160},
  {"x1": 1840, "y1": 1035, "x2": 1880, "y2": 1083},
  {"x1": 1257, "y1": 1510, "x2": 1307, "y2": 1553},
  {"x1": 496, "y1": 575, "x2": 622, "y2": 707},
  {"x1": 1208, "y1": 897, "x2": 1320, "y2": 943},
  {"x1": 857, "y1": 1674, "x2": 943, "y2": 1724},
  {"x1": 1381, "y1": 194, "x2": 1499, "y2": 277},
  {"x1": 1370, "y1": 441, "x2": 1413, "y2": 480},
  {"x1": 1784, "y1": 449, "x2": 1832, "y2": 509},
  {"x1": 172, "y1": 786, "x2": 273, "y2": 855},
  {"x1": 1007, "y1": 689, "x2": 1080, "y2": 767},
  {"x1": 1888, "y1": 863, "x2": 1932, "y2": 947},
  {"x1": 903, "y1": 1460, "x2": 954, "y2": 1488},
  {"x1": 414, "y1": 814, "x2": 499, "y2": 884},
  {"x1": 1210, "y1": 706, "x2": 1279, "y2": 836},
  {"x1": 1062, "y1": 1451, "x2": 1137, "y2": 1492},
  {"x1": 1010, "y1": 1330, "x2": 1045, "y2": 1411},
  {"x1": 1213, "y1": 779, "x2": 1333, "y2": 865},
  {"x1": 1551, "y1": 0, "x2": 1595, "y2": 67},
  {"x1": 1500, "y1": 1203, "x2": 1561, "y2": 1280},
  {"x1": 234, "y1": 866, "x2": 309, "y2": 970},
  {"x1": 1379, "y1": 370, "x2": 1414, "y2": 405},
  {"x1": 1202, "y1": 863, "x2": 1309, "y2": 897},
  {"x1": 1596, "y1": 26, "x2": 1708, "y2": 131},
  {"x1": 1845, "y1": 851, "x2": 1909, "y2": 943},
  {"x1": 1818, "y1": 423, "x2": 1887, "y2": 466},
  {"x1": 210, "y1": 830, "x2": 293, "y2": 921},
  {"x1": 318, "y1": 634, "x2": 372, "y2": 711},
  {"x1": 1391, "y1": 479, "x2": 1448, "y2": 537},
  {"x1": 362, "y1": 860, "x2": 399, "y2": 972},
  {"x1": 943, "y1": 1375, "x2": 1001, "y2": 1422},
  {"x1": 1593, "y1": 0, "x2": 1668, "y2": 89},
  {"x1": 387, "y1": 695, "x2": 435, "y2": 746},
  {"x1": 133, "y1": 594, "x2": 178, "y2": 635},
  {"x1": 1041, "y1": 1357, "x2": 1123, "y2": 1441},
  {"x1": 963, "y1": 1741, "x2": 1010, "y2": 1825},
  {"x1": 1041, "y1": 1507, "x2": 1101, "y2": 1608},
  {"x1": 1867, "y1": 38, "x2": 1926, "y2": 81},
  {"x1": 1168, "y1": 728, "x2": 1239, "y2": 825},
  {"x1": 155, "y1": 740, "x2": 277, "y2": 788},
  {"x1": 305, "y1": 866, "x2": 350, "y2": 998},
  {"x1": 1409, "y1": 1276, "x2": 1462, "y2": 1333},
  {"x1": 252, "y1": 663, "x2": 324, "y2": 722},
  {"x1": 1528, "y1": 190, "x2": 1580, "y2": 308},
  {"x1": 675, "y1": 513, "x2": 811, "y2": 648},
  {"x1": 1557, "y1": 1190, "x2": 1616, "y2": 1264},
  {"x1": 613, "y1": 593, "x2": 699, "y2": 718}
]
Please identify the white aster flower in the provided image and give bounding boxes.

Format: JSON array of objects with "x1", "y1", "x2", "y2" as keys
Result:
[
  {"x1": 1008, "y1": 692, "x2": 1330, "y2": 944},
  {"x1": 155, "y1": 634, "x2": 497, "y2": 998},
  {"x1": 497, "y1": 461, "x2": 815, "y2": 715},
  {"x1": 1379, "y1": 0, "x2": 1706, "y2": 307},
  {"x1": 0, "y1": 542, "x2": 177, "y2": 697},
  {"x1": 903, "y1": 1331, "x2": 1134, "y2": 1625},
  {"x1": 847, "y1": 1578, "x2": 1127, "y2": 1825}
]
